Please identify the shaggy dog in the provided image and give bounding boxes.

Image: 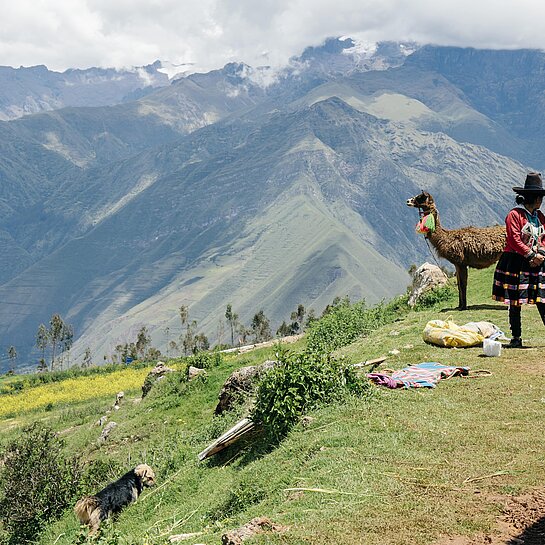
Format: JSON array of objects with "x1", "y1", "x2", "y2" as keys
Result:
[{"x1": 75, "y1": 464, "x2": 156, "y2": 533}]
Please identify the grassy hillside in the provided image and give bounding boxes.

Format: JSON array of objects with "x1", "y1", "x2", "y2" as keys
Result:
[{"x1": 1, "y1": 267, "x2": 544, "y2": 545}]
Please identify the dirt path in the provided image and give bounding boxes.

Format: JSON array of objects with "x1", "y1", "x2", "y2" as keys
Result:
[
  {"x1": 220, "y1": 334, "x2": 304, "y2": 354},
  {"x1": 437, "y1": 488, "x2": 545, "y2": 544}
]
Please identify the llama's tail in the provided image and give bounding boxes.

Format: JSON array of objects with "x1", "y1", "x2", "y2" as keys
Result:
[{"x1": 74, "y1": 496, "x2": 100, "y2": 526}]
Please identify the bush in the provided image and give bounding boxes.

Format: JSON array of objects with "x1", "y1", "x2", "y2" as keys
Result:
[
  {"x1": 186, "y1": 350, "x2": 224, "y2": 369},
  {"x1": 145, "y1": 368, "x2": 194, "y2": 410},
  {"x1": 414, "y1": 282, "x2": 457, "y2": 309},
  {"x1": 72, "y1": 520, "x2": 122, "y2": 545},
  {"x1": 0, "y1": 423, "x2": 82, "y2": 545},
  {"x1": 306, "y1": 298, "x2": 406, "y2": 354},
  {"x1": 251, "y1": 349, "x2": 370, "y2": 442}
]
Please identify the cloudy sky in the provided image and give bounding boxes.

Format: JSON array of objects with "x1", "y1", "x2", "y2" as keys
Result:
[{"x1": 1, "y1": 0, "x2": 543, "y2": 72}]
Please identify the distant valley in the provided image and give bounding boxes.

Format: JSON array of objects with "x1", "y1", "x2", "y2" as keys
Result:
[{"x1": 1, "y1": 38, "x2": 543, "y2": 371}]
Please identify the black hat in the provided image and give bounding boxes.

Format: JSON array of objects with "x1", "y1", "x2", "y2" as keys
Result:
[{"x1": 512, "y1": 172, "x2": 545, "y2": 195}]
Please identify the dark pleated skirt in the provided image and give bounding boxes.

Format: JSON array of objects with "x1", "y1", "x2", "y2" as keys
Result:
[{"x1": 492, "y1": 251, "x2": 545, "y2": 305}]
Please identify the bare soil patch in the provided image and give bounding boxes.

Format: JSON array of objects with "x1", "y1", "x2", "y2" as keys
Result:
[{"x1": 437, "y1": 488, "x2": 545, "y2": 545}]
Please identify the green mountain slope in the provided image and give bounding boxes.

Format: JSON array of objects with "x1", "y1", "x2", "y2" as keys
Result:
[
  {"x1": 0, "y1": 96, "x2": 527, "y2": 369},
  {"x1": 4, "y1": 44, "x2": 545, "y2": 370},
  {"x1": 1, "y1": 268, "x2": 544, "y2": 545}
]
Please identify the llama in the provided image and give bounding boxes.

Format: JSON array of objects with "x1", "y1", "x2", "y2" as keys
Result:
[{"x1": 407, "y1": 191, "x2": 506, "y2": 310}]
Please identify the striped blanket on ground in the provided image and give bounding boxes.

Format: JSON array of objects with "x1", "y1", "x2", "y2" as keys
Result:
[{"x1": 367, "y1": 362, "x2": 470, "y2": 389}]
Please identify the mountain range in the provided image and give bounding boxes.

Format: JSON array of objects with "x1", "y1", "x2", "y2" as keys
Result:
[{"x1": 0, "y1": 37, "x2": 541, "y2": 370}]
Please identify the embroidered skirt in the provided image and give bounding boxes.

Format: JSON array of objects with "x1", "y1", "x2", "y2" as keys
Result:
[{"x1": 492, "y1": 251, "x2": 545, "y2": 305}]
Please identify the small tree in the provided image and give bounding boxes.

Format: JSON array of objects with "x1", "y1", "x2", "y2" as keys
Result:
[
  {"x1": 179, "y1": 305, "x2": 188, "y2": 328},
  {"x1": 36, "y1": 324, "x2": 49, "y2": 371},
  {"x1": 289, "y1": 303, "x2": 306, "y2": 334},
  {"x1": 114, "y1": 342, "x2": 137, "y2": 364},
  {"x1": 194, "y1": 332, "x2": 210, "y2": 353},
  {"x1": 251, "y1": 310, "x2": 272, "y2": 343},
  {"x1": 113, "y1": 344, "x2": 124, "y2": 364},
  {"x1": 135, "y1": 326, "x2": 151, "y2": 359},
  {"x1": 276, "y1": 321, "x2": 291, "y2": 337},
  {"x1": 146, "y1": 347, "x2": 162, "y2": 360},
  {"x1": 61, "y1": 323, "x2": 74, "y2": 369},
  {"x1": 0, "y1": 423, "x2": 82, "y2": 544},
  {"x1": 305, "y1": 308, "x2": 317, "y2": 328},
  {"x1": 237, "y1": 323, "x2": 250, "y2": 346},
  {"x1": 82, "y1": 347, "x2": 92, "y2": 368},
  {"x1": 49, "y1": 314, "x2": 65, "y2": 370},
  {"x1": 182, "y1": 320, "x2": 198, "y2": 355},
  {"x1": 225, "y1": 304, "x2": 239, "y2": 346},
  {"x1": 321, "y1": 295, "x2": 350, "y2": 317},
  {"x1": 169, "y1": 340, "x2": 178, "y2": 356},
  {"x1": 7, "y1": 346, "x2": 17, "y2": 373}
]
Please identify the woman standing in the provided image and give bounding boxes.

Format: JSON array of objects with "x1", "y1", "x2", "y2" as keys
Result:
[{"x1": 492, "y1": 172, "x2": 545, "y2": 348}]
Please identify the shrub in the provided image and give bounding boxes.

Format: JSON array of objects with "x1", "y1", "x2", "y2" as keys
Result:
[
  {"x1": 414, "y1": 282, "x2": 457, "y2": 310},
  {"x1": 80, "y1": 458, "x2": 123, "y2": 492},
  {"x1": 306, "y1": 298, "x2": 406, "y2": 354},
  {"x1": 72, "y1": 520, "x2": 121, "y2": 545},
  {"x1": 0, "y1": 423, "x2": 82, "y2": 545},
  {"x1": 186, "y1": 350, "x2": 224, "y2": 369},
  {"x1": 251, "y1": 349, "x2": 370, "y2": 442}
]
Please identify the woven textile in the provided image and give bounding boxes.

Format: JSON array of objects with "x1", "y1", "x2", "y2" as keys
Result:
[
  {"x1": 367, "y1": 362, "x2": 469, "y2": 389},
  {"x1": 492, "y1": 251, "x2": 545, "y2": 305}
]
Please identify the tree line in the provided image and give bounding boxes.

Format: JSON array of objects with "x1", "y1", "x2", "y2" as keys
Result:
[
  {"x1": 86, "y1": 301, "x2": 319, "y2": 367},
  {"x1": 34, "y1": 314, "x2": 74, "y2": 372},
  {"x1": 3, "y1": 298, "x2": 344, "y2": 374}
]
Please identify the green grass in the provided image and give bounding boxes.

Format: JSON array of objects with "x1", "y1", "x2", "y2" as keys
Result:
[{"x1": 2, "y1": 268, "x2": 545, "y2": 545}]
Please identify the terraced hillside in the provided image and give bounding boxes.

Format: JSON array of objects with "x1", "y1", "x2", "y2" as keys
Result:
[{"x1": 1, "y1": 267, "x2": 544, "y2": 545}]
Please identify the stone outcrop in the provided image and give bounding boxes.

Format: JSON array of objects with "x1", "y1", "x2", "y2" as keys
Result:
[
  {"x1": 221, "y1": 517, "x2": 288, "y2": 545},
  {"x1": 408, "y1": 262, "x2": 448, "y2": 307},
  {"x1": 99, "y1": 421, "x2": 117, "y2": 443},
  {"x1": 141, "y1": 362, "x2": 175, "y2": 398},
  {"x1": 215, "y1": 360, "x2": 277, "y2": 415},
  {"x1": 188, "y1": 366, "x2": 206, "y2": 381}
]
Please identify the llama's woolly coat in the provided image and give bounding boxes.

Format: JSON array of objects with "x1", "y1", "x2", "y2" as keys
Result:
[{"x1": 407, "y1": 191, "x2": 506, "y2": 309}]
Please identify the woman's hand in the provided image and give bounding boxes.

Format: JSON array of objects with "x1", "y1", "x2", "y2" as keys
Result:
[{"x1": 530, "y1": 254, "x2": 545, "y2": 267}]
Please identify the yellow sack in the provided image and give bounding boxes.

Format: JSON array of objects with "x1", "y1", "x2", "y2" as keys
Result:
[{"x1": 423, "y1": 319, "x2": 484, "y2": 348}]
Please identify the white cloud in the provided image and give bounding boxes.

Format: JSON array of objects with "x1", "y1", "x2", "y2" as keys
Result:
[{"x1": 0, "y1": 0, "x2": 543, "y2": 72}]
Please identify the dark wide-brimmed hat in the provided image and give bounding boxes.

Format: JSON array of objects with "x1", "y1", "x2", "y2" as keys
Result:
[{"x1": 513, "y1": 172, "x2": 545, "y2": 195}]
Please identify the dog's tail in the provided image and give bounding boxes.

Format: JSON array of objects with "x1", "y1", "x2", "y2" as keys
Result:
[{"x1": 74, "y1": 496, "x2": 100, "y2": 529}]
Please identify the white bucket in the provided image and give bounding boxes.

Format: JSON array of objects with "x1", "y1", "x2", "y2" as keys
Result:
[{"x1": 483, "y1": 338, "x2": 502, "y2": 357}]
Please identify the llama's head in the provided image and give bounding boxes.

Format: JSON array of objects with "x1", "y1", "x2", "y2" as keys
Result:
[{"x1": 406, "y1": 192, "x2": 435, "y2": 213}]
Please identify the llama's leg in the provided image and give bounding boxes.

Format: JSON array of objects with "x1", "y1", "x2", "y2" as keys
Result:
[{"x1": 455, "y1": 264, "x2": 468, "y2": 310}]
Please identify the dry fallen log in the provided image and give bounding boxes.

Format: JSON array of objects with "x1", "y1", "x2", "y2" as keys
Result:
[
  {"x1": 198, "y1": 417, "x2": 256, "y2": 461},
  {"x1": 351, "y1": 356, "x2": 387, "y2": 368},
  {"x1": 168, "y1": 532, "x2": 203, "y2": 543}
]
